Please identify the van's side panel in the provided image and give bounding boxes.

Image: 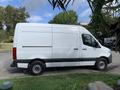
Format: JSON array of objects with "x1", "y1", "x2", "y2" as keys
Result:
[
  {"x1": 17, "y1": 25, "x2": 52, "y2": 60},
  {"x1": 52, "y1": 26, "x2": 79, "y2": 58}
]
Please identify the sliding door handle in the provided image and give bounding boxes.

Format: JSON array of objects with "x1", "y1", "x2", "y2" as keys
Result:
[
  {"x1": 74, "y1": 48, "x2": 78, "y2": 50},
  {"x1": 82, "y1": 48, "x2": 87, "y2": 50}
]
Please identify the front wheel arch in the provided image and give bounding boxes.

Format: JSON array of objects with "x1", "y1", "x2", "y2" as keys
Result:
[{"x1": 99, "y1": 56, "x2": 109, "y2": 64}]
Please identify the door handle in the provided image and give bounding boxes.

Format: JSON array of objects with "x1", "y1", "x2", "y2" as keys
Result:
[
  {"x1": 82, "y1": 48, "x2": 87, "y2": 50},
  {"x1": 74, "y1": 48, "x2": 78, "y2": 50}
]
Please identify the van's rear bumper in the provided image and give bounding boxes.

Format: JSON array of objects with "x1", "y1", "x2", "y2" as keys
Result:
[
  {"x1": 11, "y1": 60, "x2": 29, "y2": 68},
  {"x1": 10, "y1": 61, "x2": 17, "y2": 67}
]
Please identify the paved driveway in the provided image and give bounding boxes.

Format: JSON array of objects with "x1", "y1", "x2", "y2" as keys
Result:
[
  {"x1": 0, "y1": 51, "x2": 27, "y2": 79},
  {"x1": 107, "y1": 52, "x2": 120, "y2": 74},
  {"x1": 0, "y1": 51, "x2": 120, "y2": 79}
]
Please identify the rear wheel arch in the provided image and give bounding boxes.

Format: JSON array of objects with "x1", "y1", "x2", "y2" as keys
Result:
[
  {"x1": 28, "y1": 58, "x2": 46, "y2": 66},
  {"x1": 28, "y1": 59, "x2": 46, "y2": 75}
]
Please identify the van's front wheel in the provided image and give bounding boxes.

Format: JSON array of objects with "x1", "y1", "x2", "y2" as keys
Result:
[
  {"x1": 95, "y1": 58, "x2": 107, "y2": 70},
  {"x1": 29, "y1": 61, "x2": 45, "y2": 75}
]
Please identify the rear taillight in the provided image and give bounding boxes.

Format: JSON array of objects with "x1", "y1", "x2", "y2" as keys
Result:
[{"x1": 13, "y1": 47, "x2": 16, "y2": 60}]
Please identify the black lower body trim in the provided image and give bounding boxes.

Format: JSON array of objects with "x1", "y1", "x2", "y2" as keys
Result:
[
  {"x1": 44, "y1": 58, "x2": 98, "y2": 62},
  {"x1": 12, "y1": 58, "x2": 98, "y2": 64}
]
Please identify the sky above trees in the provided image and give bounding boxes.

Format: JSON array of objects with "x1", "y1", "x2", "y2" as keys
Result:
[{"x1": 0, "y1": 0, "x2": 91, "y2": 24}]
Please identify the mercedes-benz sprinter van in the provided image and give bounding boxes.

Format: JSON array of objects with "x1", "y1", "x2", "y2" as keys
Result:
[{"x1": 11, "y1": 23, "x2": 112, "y2": 75}]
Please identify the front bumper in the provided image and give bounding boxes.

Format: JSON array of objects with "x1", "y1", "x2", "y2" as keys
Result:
[{"x1": 108, "y1": 54, "x2": 112, "y2": 64}]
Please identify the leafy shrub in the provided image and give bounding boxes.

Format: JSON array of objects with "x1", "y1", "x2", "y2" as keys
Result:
[
  {"x1": 0, "y1": 30, "x2": 8, "y2": 43},
  {"x1": 3, "y1": 36, "x2": 13, "y2": 43}
]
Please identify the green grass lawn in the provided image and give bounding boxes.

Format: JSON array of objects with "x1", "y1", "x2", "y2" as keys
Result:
[{"x1": 0, "y1": 73, "x2": 120, "y2": 90}]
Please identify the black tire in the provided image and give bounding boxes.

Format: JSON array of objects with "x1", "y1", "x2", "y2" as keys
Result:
[
  {"x1": 95, "y1": 58, "x2": 107, "y2": 70},
  {"x1": 29, "y1": 61, "x2": 45, "y2": 75}
]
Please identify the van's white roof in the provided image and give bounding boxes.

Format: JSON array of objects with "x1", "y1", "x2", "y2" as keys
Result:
[{"x1": 16, "y1": 23, "x2": 90, "y2": 34}]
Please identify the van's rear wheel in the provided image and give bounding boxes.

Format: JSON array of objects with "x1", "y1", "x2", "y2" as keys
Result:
[
  {"x1": 29, "y1": 61, "x2": 45, "y2": 75},
  {"x1": 95, "y1": 58, "x2": 107, "y2": 70}
]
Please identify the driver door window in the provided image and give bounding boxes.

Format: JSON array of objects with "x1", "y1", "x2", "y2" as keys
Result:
[{"x1": 82, "y1": 34, "x2": 98, "y2": 47}]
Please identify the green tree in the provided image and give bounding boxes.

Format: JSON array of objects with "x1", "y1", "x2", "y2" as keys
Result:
[
  {"x1": 0, "y1": 6, "x2": 5, "y2": 29},
  {"x1": 0, "y1": 5, "x2": 29, "y2": 42},
  {"x1": 4, "y1": 5, "x2": 29, "y2": 33},
  {"x1": 88, "y1": 13, "x2": 117, "y2": 37},
  {"x1": 49, "y1": 10, "x2": 78, "y2": 24}
]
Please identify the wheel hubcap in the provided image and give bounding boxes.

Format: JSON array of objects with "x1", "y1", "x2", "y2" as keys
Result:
[
  {"x1": 99, "y1": 61, "x2": 105, "y2": 69},
  {"x1": 32, "y1": 65, "x2": 41, "y2": 74}
]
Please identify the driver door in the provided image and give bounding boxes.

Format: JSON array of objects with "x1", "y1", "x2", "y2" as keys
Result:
[{"x1": 81, "y1": 34, "x2": 100, "y2": 58}]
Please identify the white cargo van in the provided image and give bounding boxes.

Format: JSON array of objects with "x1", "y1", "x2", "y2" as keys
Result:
[{"x1": 11, "y1": 23, "x2": 112, "y2": 75}]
